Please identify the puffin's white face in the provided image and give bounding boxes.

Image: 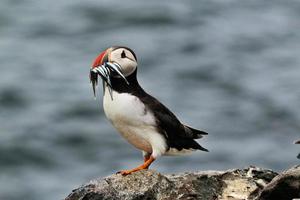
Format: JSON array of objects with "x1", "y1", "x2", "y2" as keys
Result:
[{"x1": 109, "y1": 47, "x2": 137, "y2": 77}]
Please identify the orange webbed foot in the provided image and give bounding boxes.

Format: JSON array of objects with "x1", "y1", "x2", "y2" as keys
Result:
[{"x1": 116, "y1": 156, "x2": 155, "y2": 176}]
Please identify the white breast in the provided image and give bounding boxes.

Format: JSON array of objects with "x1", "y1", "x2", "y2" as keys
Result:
[{"x1": 103, "y1": 87, "x2": 167, "y2": 157}]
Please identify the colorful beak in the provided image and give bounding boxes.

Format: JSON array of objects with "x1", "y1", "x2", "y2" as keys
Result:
[
  {"x1": 90, "y1": 49, "x2": 129, "y2": 100},
  {"x1": 90, "y1": 50, "x2": 107, "y2": 97}
]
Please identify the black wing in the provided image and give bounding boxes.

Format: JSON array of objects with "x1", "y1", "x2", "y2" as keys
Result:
[{"x1": 138, "y1": 92, "x2": 208, "y2": 152}]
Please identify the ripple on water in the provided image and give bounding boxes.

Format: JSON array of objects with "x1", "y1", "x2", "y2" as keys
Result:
[
  {"x1": 0, "y1": 87, "x2": 29, "y2": 109},
  {"x1": 55, "y1": 101, "x2": 103, "y2": 120},
  {"x1": 0, "y1": 144, "x2": 57, "y2": 169}
]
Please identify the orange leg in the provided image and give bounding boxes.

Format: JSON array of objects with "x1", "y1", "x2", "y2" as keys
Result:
[
  {"x1": 144, "y1": 154, "x2": 151, "y2": 163},
  {"x1": 118, "y1": 156, "x2": 155, "y2": 176}
]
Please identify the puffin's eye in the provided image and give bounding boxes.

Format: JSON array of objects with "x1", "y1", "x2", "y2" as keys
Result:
[{"x1": 121, "y1": 50, "x2": 126, "y2": 58}]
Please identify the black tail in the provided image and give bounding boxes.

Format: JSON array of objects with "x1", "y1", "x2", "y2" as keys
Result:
[
  {"x1": 193, "y1": 140, "x2": 209, "y2": 152},
  {"x1": 184, "y1": 125, "x2": 208, "y2": 139},
  {"x1": 169, "y1": 138, "x2": 209, "y2": 152}
]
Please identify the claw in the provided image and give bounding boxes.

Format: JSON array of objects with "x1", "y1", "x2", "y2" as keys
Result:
[{"x1": 117, "y1": 170, "x2": 135, "y2": 176}]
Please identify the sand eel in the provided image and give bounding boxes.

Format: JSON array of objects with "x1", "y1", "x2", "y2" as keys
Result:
[{"x1": 90, "y1": 46, "x2": 208, "y2": 175}]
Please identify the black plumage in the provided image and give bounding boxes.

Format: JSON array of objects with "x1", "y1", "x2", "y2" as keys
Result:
[{"x1": 109, "y1": 69, "x2": 208, "y2": 152}]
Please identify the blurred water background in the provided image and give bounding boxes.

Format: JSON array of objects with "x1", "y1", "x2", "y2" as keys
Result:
[{"x1": 0, "y1": 0, "x2": 300, "y2": 199}]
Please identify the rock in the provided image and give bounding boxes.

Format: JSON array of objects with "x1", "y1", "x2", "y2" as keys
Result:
[
  {"x1": 65, "y1": 166, "x2": 284, "y2": 200},
  {"x1": 256, "y1": 165, "x2": 300, "y2": 200}
]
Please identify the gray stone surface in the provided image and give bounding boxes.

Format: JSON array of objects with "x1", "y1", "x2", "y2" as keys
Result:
[
  {"x1": 256, "y1": 165, "x2": 300, "y2": 200},
  {"x1": 65, "y1": 166, "x2": 300, "y2": 200}
]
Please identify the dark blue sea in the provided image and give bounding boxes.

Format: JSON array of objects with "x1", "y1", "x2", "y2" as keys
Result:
[{"x1": 0, "y1": 0, "x2": 299, "y2": 199}]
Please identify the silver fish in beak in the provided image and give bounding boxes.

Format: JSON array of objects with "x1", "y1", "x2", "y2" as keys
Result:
[{"x1": 90, "y1": 62, "x2": 129, "y2": 100}]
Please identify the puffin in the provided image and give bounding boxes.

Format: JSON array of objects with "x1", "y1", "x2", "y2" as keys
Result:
[
  {"x1": 90, "y1": 46, "x2": 208, "y2": 175},
  {"x1": 295, "y1": 140, "x2": 300, "y2": 159}
]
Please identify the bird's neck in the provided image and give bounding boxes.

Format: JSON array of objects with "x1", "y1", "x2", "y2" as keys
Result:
[{"x1": 109, "y1": 69, "x2": 144, "y2": 95}]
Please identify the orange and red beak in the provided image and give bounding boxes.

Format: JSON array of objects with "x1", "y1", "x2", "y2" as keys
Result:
[
  {"x1": 92, "y1": 49, "x2": 109, "y2": 70},
  {"x1": 90, "y1": 48, "x2": 129, "y2": 99},
  {"x1": 90, "y1": 49, "x2": 108, "y2": 97}
]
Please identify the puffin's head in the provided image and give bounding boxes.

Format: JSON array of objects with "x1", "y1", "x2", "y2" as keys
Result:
[
  {"x1": 92, "y1": 46, "x2": 137, "y2": 77},
  {"x1": 90, "y1": 46, "x2": 137, "y2": 98}
]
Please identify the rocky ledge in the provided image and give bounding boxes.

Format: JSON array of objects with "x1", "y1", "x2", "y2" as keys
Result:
[{"x1": 65, "y1": 165, "x2": 299, "y2": 200}]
